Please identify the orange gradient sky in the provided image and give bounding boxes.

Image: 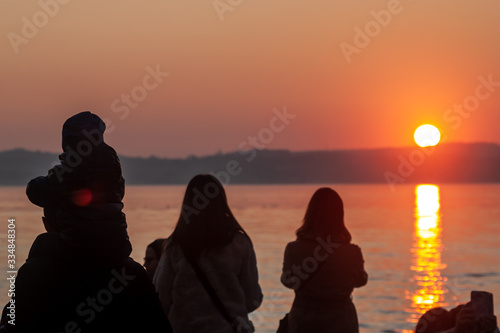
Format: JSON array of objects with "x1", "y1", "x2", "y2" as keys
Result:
[{"x1": 1, "y1": 0, "x2": 500, "y2": 157}]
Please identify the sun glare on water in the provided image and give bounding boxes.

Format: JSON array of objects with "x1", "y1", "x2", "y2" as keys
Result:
[
  {"x1": 407, "y1": 184, "x2": 448, "y2": 324},
  {"x1": 414, "y1": 125, "x2": 441, "y2": 147}
]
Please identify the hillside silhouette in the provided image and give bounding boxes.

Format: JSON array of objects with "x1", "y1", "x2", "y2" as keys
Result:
[{"x1": 1, "y1": 143, "x2": 499, "y2": 185}]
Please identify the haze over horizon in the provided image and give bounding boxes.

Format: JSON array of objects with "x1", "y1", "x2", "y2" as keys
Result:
[
  {"x1": 2, "y1": 0, "x2": 500, "y2": 158},
  {"x1": 2, "y1": 140, "x2": 500, "y2": 160}
]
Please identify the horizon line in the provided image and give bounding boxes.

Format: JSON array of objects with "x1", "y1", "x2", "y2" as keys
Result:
[{"x1": 1, "y1": 141, "x2": 499, "y2": 160}]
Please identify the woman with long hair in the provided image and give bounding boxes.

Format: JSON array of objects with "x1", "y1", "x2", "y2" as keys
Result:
[
  {"x1": 280, "y1": 187, "x2": 368, "y2": 333},
  {"x1": 153, "y1": 174, "x2": 263, "y2": 332}
]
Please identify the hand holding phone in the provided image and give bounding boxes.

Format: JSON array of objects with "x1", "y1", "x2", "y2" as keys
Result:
[{"x1": 471, "y1": 291, "x2": 494, "y2": 317}]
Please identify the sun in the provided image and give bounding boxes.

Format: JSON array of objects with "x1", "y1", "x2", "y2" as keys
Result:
[{"x1": 414, "y1": 125, "x2": 441, "y2": 147}]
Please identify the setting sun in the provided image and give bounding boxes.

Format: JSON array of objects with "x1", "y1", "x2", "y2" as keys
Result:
[{"x1": 414, "y1": 125, "x2": 441, "y2": 147}]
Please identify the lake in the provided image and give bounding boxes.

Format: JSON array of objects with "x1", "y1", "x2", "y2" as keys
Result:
[{"x1": 1, "y1": 184, "x2": 499, "y2": 332}]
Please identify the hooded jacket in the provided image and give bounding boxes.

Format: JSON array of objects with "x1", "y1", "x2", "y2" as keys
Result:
[
  {"x1": 26, "y1": 111, "x2": 131, "y2": 267},
  {"x1": 1, "y1": 232, "x2": 170, "y2": 333}
]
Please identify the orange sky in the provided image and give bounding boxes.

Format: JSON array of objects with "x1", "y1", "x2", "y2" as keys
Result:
[{"x1": 1, "y1": 0, "x2": 499, "y2": 157}]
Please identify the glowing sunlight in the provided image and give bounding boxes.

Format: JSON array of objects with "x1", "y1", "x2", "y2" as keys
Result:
[
  {"x1": 414, "y1": 125, "x2": 441, "y2": 148},
  {"x1": 407, "y1": 184, "x2": 448, "y2": 324}
]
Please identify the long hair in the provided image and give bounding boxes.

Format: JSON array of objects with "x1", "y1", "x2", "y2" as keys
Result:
[
  {"x1": 169, "y1": 174, "x2": 248, "y2": 259},
  {"x1": 296, "y1": 187, "x2": 352, "y2": 243}
]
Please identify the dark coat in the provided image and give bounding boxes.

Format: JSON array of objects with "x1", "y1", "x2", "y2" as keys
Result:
[
  {"x1": 281, "y1": 238, "x2": 368, "y2": 333},
  {"x1": 1, "y1": 232, "x2": 170, "y2": 333},
  {"x1": 26, "y1": 142, "x2": 132, "y2": 267}
]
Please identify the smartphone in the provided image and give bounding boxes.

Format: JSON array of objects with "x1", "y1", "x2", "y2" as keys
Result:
[{"x1": 471, "y1": 291, "x2": 494, "y2": 316}]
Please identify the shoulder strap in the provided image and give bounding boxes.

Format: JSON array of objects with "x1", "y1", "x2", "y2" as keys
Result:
[{"x1": 185, "y1": 254, "x2": 241, "y2": 332}]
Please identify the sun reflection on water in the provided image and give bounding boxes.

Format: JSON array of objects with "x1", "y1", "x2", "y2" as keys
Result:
[{"x1": 407, "y1": 184, "x2": 448, "y2": 324}]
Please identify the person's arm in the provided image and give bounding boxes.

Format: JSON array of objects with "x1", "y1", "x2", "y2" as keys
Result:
[
  {"x1": 280, "y1": 243, "x2": 301, "y2": 290},
  {"x1": 26, "y1": 175, "x2": 54, "y2": 207},
  {"x1": 26, "y1": 161, "x2": 70, "y2": 208},
  {"x1": 350, "y1": 245, "x2": 368, "y2": 288},
  {"x1": 152, "y1": 245, "x2": 174, "y2": 317},
  {"x1": 238, "y1": 236, "x2": 263, "y2": 313}
]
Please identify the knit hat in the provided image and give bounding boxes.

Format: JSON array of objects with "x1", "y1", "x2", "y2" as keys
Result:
[{"x1": 62, "y1": 111, "x2": 106, "y2": 151}]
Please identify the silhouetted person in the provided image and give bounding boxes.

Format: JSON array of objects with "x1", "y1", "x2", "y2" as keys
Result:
[
  {"x1": 26, "y1": 111, "x2": 131, "y2": 267},
  {"x1": 280, "y1": 187, "x2": 368, "y2": 333},
  {"x1": 0, "y1": 204, "x2": 170, "y2": 333},
  {"x1": 0, "y1": 111, "x2": 173, "y2": 332},
  {"x1": 416, "y1": 303, "x2": 498, "y2": 333},
  {"x1": 144, "y1": 238, "x2": 167, "y2": 280},
  {"x1": 153, "y1": 174, "x2": 263, "y2": 332},
  {"x1": 415, "y1": 305, "x2": 465, "y2": 333}
]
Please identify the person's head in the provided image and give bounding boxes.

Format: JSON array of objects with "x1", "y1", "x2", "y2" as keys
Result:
[
  {"x1": 62, "y1": 111, "x2": 106, "y2": 152},
  {"x1": 296, "y1": 187, "x2": 351, "y2": 243},
  {"x1": 144, "y1": 238, "x2": 166, "y2": 279},
  {"x1": 415, "y1": 307, "x2": 454, "y2": 333},
  {"x1": 170, "y1": 174, "x2": 247, "y2": 258},
  {"x1": 415, "y1": 304, "x2": 466, "y2": 333}
]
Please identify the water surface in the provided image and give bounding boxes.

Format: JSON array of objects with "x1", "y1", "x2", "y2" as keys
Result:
[{"x1": 1, "y1": 184, "x2": 499, "y2": 332}]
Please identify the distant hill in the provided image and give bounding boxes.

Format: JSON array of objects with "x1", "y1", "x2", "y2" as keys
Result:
[{"x1": 1, "y1": 143, "x2": 499, "y2": 186}]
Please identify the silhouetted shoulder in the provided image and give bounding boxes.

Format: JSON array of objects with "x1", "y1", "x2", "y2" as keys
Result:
[
  {"x1": 344, "y1": 243, "x2": 368, "y2": 287},
  {"x1": 345, "y1": 243, "x2": 365, "y2": 261},
  {"x1": 27, "y1": 232, "x2": 64, "y2": 260},
  {"x1": 231, "y1": 231, "x2": 253, "y2": 251},
  {"x1": 284, "y1": 239, "x2": 318, "y2": 253}
]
